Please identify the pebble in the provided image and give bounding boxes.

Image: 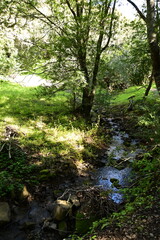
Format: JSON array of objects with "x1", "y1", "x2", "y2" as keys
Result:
[
  {"x1": 132, "y1": 234, "x2": 137, "y2": 238},
  {"x1": 150, "y1": 233, "x2": 154, "y2": 237},
  {"x1": 142, "y1": 219, "x2": 147, "y2": 223},
  {"x1": 49, "y1": 223, "x2": 57, "y2": 230}
]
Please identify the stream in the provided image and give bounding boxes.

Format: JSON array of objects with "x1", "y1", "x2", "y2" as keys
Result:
[
  {"x1": 0, "y1": 118, "x2": 144, "y2": 240},
  {"x1": 94, "y1": 118, "x2": 144, "y2": 204}
]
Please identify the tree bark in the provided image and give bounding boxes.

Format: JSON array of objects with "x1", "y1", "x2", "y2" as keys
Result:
[
  {"x1": 81, "y1": 87, "x2": 94, "y2": 119},
  {"x1": 146, "y1": 0, "x2": 160, "y2": 94},
  {"x1": 127, "y1": 0, "x2": 160, "y2": 94}
]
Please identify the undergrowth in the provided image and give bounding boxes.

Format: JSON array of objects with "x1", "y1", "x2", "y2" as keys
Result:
[
  {"x1": 0, "y1": 141, "x2": 37, "y2": 198},
  {"x1": 72, "y1": 85, "x2": 160, "y2": 239},
  {"x1": 85, "y1": 148, "x2": 160, "y2": 239}
]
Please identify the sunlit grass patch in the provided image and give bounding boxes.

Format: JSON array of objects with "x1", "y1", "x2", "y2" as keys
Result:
[
  {"x1": 111, "y1": 85, "x2": 156, "y2": 105},
  {"x1": 0, "y1": 80, "x2": 101, "y2": 183},
  {"x1": 20, "y1": 123, "x2": 88, "y2": 168},
  {"x1": 0, "y1": 81, "x2": 71, "y2": 125},
  {"x1": 109, "y1": 84, "x2": 160, "y2": 144},
  {"x1": 0, "y1": 81, "x2": 80, "y2": 196}
]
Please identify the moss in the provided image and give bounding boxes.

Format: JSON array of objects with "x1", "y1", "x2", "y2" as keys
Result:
[
  {"x1": 110, "y1": 178, "x2": 121, "y2": 189},
  {"x1": 75, "y1": 212, "x2": 96, "y2": 235}
]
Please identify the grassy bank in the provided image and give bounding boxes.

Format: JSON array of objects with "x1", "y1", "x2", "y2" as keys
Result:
[{"x1": 0, "y1": 80, "x2": 104, "y2": 198}]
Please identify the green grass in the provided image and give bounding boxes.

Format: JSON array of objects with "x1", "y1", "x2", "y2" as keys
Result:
[
  {"x1": 0, "y1": 80, "x2": 103, "y2": 198},
  {"x1": 0, "y1": 80, "x2": 71, "y2": 125},
  {"x1": 112, "y1": 86, "x2": 145, "y2": 104},
  {"x1": 111, "y1": 85, "x2": 158, "y2": 105},
  {"x1": 107, "y1": 84, "x2": 160, "y2": 143}
]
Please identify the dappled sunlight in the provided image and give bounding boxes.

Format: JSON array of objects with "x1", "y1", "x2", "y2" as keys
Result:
[
  {"x1": 0, "y1": 82, "x2": 72, "y2": 130},
  {"x1": 58, "y1": 131, "x2": 84, "y2": 142},
  {"x1": 18, "y1": 122, "x2": 88, "y2": 164},
  {"x1": 0, "y1": 96, "x2": 9, "y2": 103},
  {"x1": 139, "y1": 117, "x2": 154, "y2": 127},
  {"x1": 0, "y1": 81, "x2": 104, "y2": 205},
  {"x1": 19, "y1": 126, "x2": 36, "y2": 135},
  {"x1": 44, "y1": 123, "x2": 84, "y2": 141},
  {"x1": 3, "y1": 117, "x2": 21, "y2": 129},
  {"x1": 0, "y1": 81, "x2": 104, "y2": 176},
  {"x1": 111, "y1": 86, "x2": 156, "y2": 105},
  {"x1": 46, "y1": 128, "x2": 85, "y2": 153},
  {"x1": 1, "y1": 117, "x2": 36, "y2": 137}
]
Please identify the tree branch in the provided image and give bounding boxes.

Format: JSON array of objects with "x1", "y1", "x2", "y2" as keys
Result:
[
  {"x1": 65, "y1": 0, "x2": 77, "y2": 21},
  {"x1": 101, "y1": 0, "x2": 117, "y2": 52},
  {"x1": 24, "y1": 0, "x2": 55, "y2": 25},
  {"x1": 127, "y1": 0, "x2": 147, "y2": 22}
]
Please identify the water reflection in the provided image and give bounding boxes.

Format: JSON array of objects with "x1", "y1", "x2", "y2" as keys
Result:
[
  {"x1": 94, "y1": 118, "x2": 143, "y2": 204},
  {"x1": 95, "y1": 166, "x2": 131, "y2": 204}
]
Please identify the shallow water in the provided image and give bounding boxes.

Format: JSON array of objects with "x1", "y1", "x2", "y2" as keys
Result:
[
  {"x1": 95, "y1": 166, "x2": 131, "y2": 203},
  {"x1": 94, "y1": 118, "x2": 143, "y2": 204}
]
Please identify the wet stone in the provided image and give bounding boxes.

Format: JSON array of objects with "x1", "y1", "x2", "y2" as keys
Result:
[
  {"x1": 0, "y1": 202, "x2": 11, "y2": 224},
  {"x1": 99, "y1": 157, "x2": 107, "y2": 166},
  {"x1": 28, "y1": 202, "x2": 50, "y2": 223},
  {"x1": 70, "y1": 195, "x2": 80, "y2": 207},
  {"x1": 53, "y1": 200, "x2": 72, "y2": 221},
  {"x1": 150, "y1": 233, "x2": 154, "y2": 237},
  {"x1": 43, "y1": 220, "x2": 57, "y2": 230},
  {"x1": 58, "y1": 221, "x2": 68, "y2": 237},
  {"x1": 0, "y1": 223, "x2": 27, "y2": 240},
  {"x1": 19, "y1": 221, "x2": 36, "y2": 230}
]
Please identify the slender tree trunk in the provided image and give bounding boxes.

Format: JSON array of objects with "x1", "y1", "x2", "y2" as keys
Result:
[
  {"x1": 144, "y1": 71, "x2": 153, "y2": 96},
  {"x1": 127, "y1": 0, "x2": 160, "y2": 94},
  {"x1": 146, "y1": 0, "x2": 160, "y2": 93},
  {"x1": 73, "y1": 91, "x2": 76, "y2": 111},
  {"x1": 149, "y1": 42, "x2": 160, "y2": 93}
]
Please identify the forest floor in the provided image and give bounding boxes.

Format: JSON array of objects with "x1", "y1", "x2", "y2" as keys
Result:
[{"x1": 95, "y1": 203, "x2": 160, "y2": 240}]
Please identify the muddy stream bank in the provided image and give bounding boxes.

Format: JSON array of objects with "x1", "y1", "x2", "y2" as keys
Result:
[{"x1": 0, "y1": 118, "x2": 144, "y2": 240}]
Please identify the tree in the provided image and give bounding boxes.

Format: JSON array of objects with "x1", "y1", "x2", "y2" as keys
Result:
[
  {"x1": 126, "y1": 19, "x2": 151, "y2": 86},
  {"x1": 0, "y1": 28, "x2": 19, "y2": 75},
  {"x1": 95, "y1": 17, "x2": 151, "y2": 92},
  {"x1": 127, "y1": 0, "x2": 160, "y2": 94},
  {"x1": 1, "y1": 0, "x2": 118, "y2": 118},
  {"x1": 62, "y1": 0, "x2": 117, "y2": 118}
]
